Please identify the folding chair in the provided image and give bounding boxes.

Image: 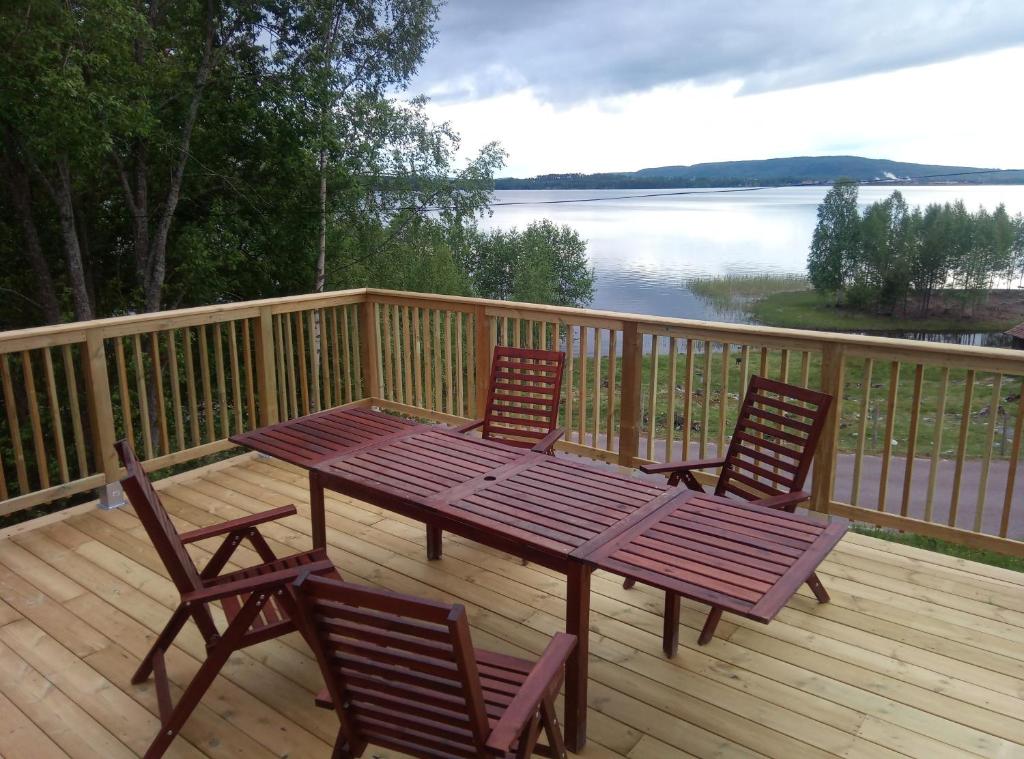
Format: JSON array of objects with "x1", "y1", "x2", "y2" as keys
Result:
[
  {"x1": 115, "y1": 440, "x2": 339, "y2": 758},
  {"x1": 291, "y1": 572, "x2": 576, "y2": 759},
  {"x1": 627, "y1": 375, "x2": 835, "y2": 646},
  {"x1": 427, "y1": 345, "x2": 567, "y2": 560}
]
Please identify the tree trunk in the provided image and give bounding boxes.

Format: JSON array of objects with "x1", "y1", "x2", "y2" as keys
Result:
[
  {"x1": 53, "y1": 155, "x2": 94, "y2": 321},
  {"x1": 315, "y1": 147, "x2": 328, "y2": 293},
  {"x1": 1, "y1": 143, "x2": 61, "y2": 324}
]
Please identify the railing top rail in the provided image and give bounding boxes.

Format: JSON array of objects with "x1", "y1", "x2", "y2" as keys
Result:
[
  {"x1": 364, "y1": 289, "x2": 1024, "y2": 371},
  {"x1": 0, "y1": 289, "x2": 368, "y2": 352}
]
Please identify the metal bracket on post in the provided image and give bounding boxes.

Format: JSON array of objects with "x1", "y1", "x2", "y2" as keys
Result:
[{"x1": 98, "y1": 481, "x2": 126, "y2": 510}]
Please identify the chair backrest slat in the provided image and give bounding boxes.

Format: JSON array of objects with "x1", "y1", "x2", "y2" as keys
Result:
[
  {"x1": 292, "y1": 575, "x2": 492, "y2": 758},
  {"x1": 716, "y1": 376, "x2": 832, "y2": 501},
  {"x1": 483, "y1": 346, "x2": 565, "y2": 449},
  {"x1": 115, "y1": 440, "x2": 203, "y2": 595}
]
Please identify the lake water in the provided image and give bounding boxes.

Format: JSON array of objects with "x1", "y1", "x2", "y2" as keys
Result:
[{"x1": 480, "y1": 185, "x2": 1024, "y2": 345}]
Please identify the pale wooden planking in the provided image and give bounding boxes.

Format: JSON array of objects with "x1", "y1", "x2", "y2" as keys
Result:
[{"x1": 2, "y1": 457, "x2": 1024, "y2": 759}]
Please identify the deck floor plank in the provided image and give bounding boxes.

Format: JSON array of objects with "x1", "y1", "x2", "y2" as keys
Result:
[{"x1": 1, "y1": 456, "x2": 1022, "y2": 758}]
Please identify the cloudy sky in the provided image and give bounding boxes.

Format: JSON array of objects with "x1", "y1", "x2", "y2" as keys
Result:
[{"x1": 409, "y1": 1, "x2": 1024, "y2": 177}]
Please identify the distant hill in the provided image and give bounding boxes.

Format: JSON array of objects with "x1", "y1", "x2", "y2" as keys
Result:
[{"x1": 494, "y1": 156, "x2": 1024, "y2": 190}]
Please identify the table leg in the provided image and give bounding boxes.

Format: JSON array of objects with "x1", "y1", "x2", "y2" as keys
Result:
[
  {"x1": 426, "y1": 525, "x2": 443, "y2": 560},
  {"x1": 309, "y1": 471, "x2": 326, "y2": 551},
  {"x1": 564, "y1": 561, "x2": 590, "y2": 752}
]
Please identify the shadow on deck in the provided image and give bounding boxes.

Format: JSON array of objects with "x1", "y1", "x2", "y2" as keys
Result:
[{"x1": 1, "y1": 453, "x2": 1022, "y2": 758}]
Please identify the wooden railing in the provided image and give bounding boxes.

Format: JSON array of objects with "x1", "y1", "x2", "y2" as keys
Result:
[{"x1": 2, "y1": 288, "x2": 1022, "y2": 557}]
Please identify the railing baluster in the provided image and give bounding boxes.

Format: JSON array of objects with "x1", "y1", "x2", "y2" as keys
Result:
[
  {"x1": 403, "y1": 306, "x2": 414, "y2": 406},
  {"x1": 700, "y1": 342, "x2": 712, "y2": 458},
  {"x1": 433, "y1": 310, "x2": 442, "y2": 411},
  {"x1": 183, "y1": 328, "x2": 201, "y2": 443},
  {"x1": 242, "y1": 318, "x2": 257, "y2": 425},
  {"x1": 114, "y1": 338, "x2": 135, "y2": 454},
  {"x1": 876, "y1": 361, "x2": 900, "y2": 512},
  {"x1": 413, "y1": 308, "x2": 423, "y2": 409},
  {"x1": 444, "y1": 311, "x2": 453, "y2": 415},
  {"x1": 214, "y1": 324, "x2": 229, "y2": 438},
  {"x1": 924, "y1": 366, "x2": 949, "y2": 523},
  {"x1": 900, "y1": 364, "x2": 924, "y2": 517},
  {"x1": 62, "y1": 344, "x2": 88, "y2": 478},
  {"x1": 682, "y1": 339, "x2": 694, "y2": 461},
  {"x1": 948, "y1": 369, "x2": 975, "y2": 527},
  {"x1": 665, "y1": 337, "x2": 678, "y2": 463},
  {"x1": 617, "y1": 322, "x2": 642, "y2": 467},
  {"x1": 295, "y1": 313, "x2": 310, "y2": 415},
  {"x1": 21, "y1": 351, "x2": 47, "y2": 489},
  {"x1": 455, "y1": 311, "x2": 464, "y2": 417},
  {"x1": 605, "y1": 330, "x2": 617, "y2": 453},
  {"x1": 341, "y1": 307, "x2": 353, "y2": 403},
  {"x1": 974, "y1": 373, "x2": 1003, "y2": 532},
  {"x1": 134, "y1": 333, "x2": 154, "y2": 458},
  {"x1": 851, "y1": 358, "x2": 873, "y2": 505},
  {"x1": 168, "y1": 330, "x2": 185, "y2": 450},
  {"x1": 228, "y1": 322, "x2": 243, "y2": 434},
  {"x1": 591, "y1": 328, "x2": 601, "y2": 447},
  {"x1": 42, "y1": 348, "x2": 68, "y2": 484},
  {"x1": 282, "y1": 314, "x2": 297, "y2": 419},
  {"x1": 578, "y1": 326, "x2": 588, "y2": 444},
  {"x1": 645, "y1": 334, "x2": 659, "y2": 458},
  {"x1": 565, "y1": 325, "x2": 575, "y2": 433},
  {"x1": 719, "y1": 342, "x2": 730, "y2": 454}
]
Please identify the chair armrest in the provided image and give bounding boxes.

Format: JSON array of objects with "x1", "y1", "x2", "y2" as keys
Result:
[
  {"x1": 639, "y1": 457, "x2": 726, "y2": 476},
  {"x1": 530, "y1": 427, "x2": 565, "y2": 453},
  {"x1": 179, "y1": 505, "x2": 298, "y2": 544},
  {"x1": 750, "y1": 490, "x2": 810, "y2": 512},
  {"x1": 452, "y1": 419, "x2": 484, "y2": 434},
  {"x1": 181, "y1": 559, "x2": 335, "y2": 605},
  {"x1": 485, "y1": 633, "x2": 577, "y2": 754}
]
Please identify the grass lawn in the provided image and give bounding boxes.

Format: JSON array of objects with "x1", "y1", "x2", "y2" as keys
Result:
[{"x1": 751, "y1": 290, "x2": 1019, "y2": 333}]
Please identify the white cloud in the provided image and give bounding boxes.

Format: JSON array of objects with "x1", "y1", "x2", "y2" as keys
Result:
[{"x1": 423, "y1": 47, "x2": 1024, "y2": 176}]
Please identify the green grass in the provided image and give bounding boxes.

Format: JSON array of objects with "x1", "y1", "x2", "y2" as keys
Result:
[
  {"x1": 851, "y1": 525, "x2": 1024, "y2": 572},
  {"x1": 751, "y1": 290, "x2": 1019, "y2": 332},
  {"x1": 560, "y1": 346, "x2": 1021, "y2": 460},
  {"x1": 686, "y1": 274, "x2": 810, "y2": 317}
]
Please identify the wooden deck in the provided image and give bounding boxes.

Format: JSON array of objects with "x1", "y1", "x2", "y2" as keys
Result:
[{"x1": 1, "y1": 454, "x2": 1023, "y2": 759}]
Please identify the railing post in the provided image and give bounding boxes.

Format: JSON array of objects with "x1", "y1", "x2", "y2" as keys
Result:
[
  {"x1": 359, "y1": 296, "x2": 380, "y2": 399},
  {"x1": 83, "y1": 331, "x2": 123, "y2": 509},
  {"x1": 474, "y1": 305, "x2": 491, "y2": 416},
  {"x1": 254, "y1": 306, "x2": 279, "y2": 427},
  {"x1": 811, "y1": 342, "x2": 845, "y2": 514},
  {"x1": 617, "y1": 321, "x2": 642, "y2": 467}
]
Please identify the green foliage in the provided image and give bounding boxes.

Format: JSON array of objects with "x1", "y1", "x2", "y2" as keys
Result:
[
  {"x1": 808, "y1": 179, "x2": 860, "y2": 298},
  {"x1": 460, "y1": 221, "x2": 595, "y2": 308},
  {"x1": 808, "y1": 183, "x2": 1024, "y2": 315}
]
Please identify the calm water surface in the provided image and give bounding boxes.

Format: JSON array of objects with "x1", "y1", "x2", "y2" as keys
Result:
[{"x1": 481, "y1": 185, "x2": 1024, "y2": 345}]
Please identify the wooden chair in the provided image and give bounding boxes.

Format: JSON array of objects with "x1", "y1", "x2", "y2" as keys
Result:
[
  {"x1": 429, "y1": 345, "x2": 566, "y2": 560},
  {"x1": 290, "y1": 572, "x2": 576, "y2": 759},
  {"x1": 114, "y1": 440, "x2": 340, "y2": 758},
  {"x1": 627, "y1": 375, "x2": 834, "y2": 646}
]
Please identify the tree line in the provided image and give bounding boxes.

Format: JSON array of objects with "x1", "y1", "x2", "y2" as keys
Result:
[
  {"x1": 0, "y1": 1, "x2": 592, "y2": 330},
  {"x1": 808, "y1": 180, "x2": 1024, "y2": 314}
]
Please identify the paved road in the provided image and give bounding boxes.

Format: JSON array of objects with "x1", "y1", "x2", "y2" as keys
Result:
[{"x1": 572, "y1": 435, "x2": 1023, "y2": 540}]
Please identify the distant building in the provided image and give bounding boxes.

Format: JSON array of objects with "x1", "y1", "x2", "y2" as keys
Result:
[{"x1": 1007, "y1": 323, "x2": 1024, "y2": 349}]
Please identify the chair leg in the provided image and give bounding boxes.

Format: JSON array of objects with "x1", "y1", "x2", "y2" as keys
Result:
[
  {"x1": 663, "y1": 592, "x2": 680, "y2": 657},
  {"x1": 806, "y1": 572, "x2": 830, "y2": 603},
  {"x1": 143, "y1": 632, "x2": 237, "y2": 758},
  {"x1": 515, "y1": 712, "x2": 543, "y2": 759},
  {"x1": 331, "y1": 726, "x2": 355, "y2": 759},
  {"x1": 623, "y1": 577, "x2": 636, "y2": 590},
  {"x1": 133, "y1": 604, "x2": 190, "y2": 684},
  {"x1": 698, "y1": 607, "x2": 723, "y2": 646},
  {"x1": 539, "y1": 693, "x2": 568, "y2": 759},
  {"x1": 426, "y1": 524, "x2": 443, "y2": 560}
]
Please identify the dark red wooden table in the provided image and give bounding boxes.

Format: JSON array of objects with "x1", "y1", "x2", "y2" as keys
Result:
[
  {"x1": 232, "y1": 408, "x2": 846, "y2": 752},
  {"x1": 573, "y1": 491, "x2": 847, "y2": 655}
]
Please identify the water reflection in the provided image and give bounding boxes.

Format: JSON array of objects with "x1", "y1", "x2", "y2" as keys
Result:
[{"x1": 482, "y1": 186, "x2": 1024, "y2": 346}]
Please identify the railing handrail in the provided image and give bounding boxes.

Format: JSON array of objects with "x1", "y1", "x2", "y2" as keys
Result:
[{"x1": 4, "y1": 286, "x2": 1018, "y2": 367}]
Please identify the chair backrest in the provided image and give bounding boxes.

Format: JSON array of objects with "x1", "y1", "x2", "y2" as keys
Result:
[
  {"x1": 115, "y1": 440, "x2": 203, "y2": 596},
  {"x1": 482, "y1": 345, "x2": 566, "y2": 449},
  {"x1": 291, "y1": 573, "x2": 492, "y2": 759},
  {"x1": 716, "y1": 376, "x2": 833, "y2": 501}
]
